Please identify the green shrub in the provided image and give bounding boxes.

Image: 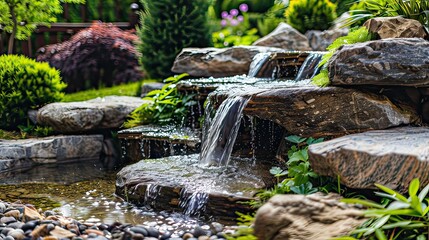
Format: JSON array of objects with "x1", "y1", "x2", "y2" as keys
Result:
[
  {"x1": 0, "y1": 55, "x2": 66, "y2": 130},
  {"x1": 138, "y1": 0, "x2": 212, "y2": 79},
  {"x1": 285, "y1": 0, "x2": 338, "y2": 34}
]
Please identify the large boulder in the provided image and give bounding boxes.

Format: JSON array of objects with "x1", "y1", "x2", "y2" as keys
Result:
[
  {"x1": 309, "y1": 127, "x2": 429, "y2": 193},
  {"x1": 37, "y1": 96, "x2": 146, "y2": 133},
  {"x1": 329, "y1": 38, "x2": 429, "y2": 87},
  {"x1": 306, "y1": 28, "x2": 349, "y2": 51},
  {"x1": 254, "y1": 193, "x2": 365, "y2": 240},
  {"x1": 240, "y1": 86, "x2": 419, "y2": 137},
  {"x1": 171, "y1": 46, "x2": 285, "y2": 78},
  {"x1": 364, "y1": 16, "x2": 428, "y2": 39},
  {"x1": 252, "y1": 23, "x2": 312, "y2": 51},
  {"x1": 0, "y1": 135, "x2": 103, "y2": 172}
]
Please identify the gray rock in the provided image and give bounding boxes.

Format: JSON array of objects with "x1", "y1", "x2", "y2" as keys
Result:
[
  {"x1": 252, "y1": 23, "x2": 311, "y2": 51},
  {"x1": 141, "y1": 82, "x2": 165, "y2": 97},
  {"x1": 0, "y1": 135, "x2": 103, "y2": 171},
  {"x1": 364, "y1": 16, "x2": 428, "y2": 39},
  {"x1": 306, "y1": 28, "x2": 349, "y2": 51},
  {"x1": 309, "y1": 127, "x2": 429, "y2": 193},
  {"x1": 329, "y1": 38, "x2": 429, "y2": 87},
  {"x1": 171, "y1": 46, "x2": 285, "y2": 78},
  {"x1": 37, "y1": 96, "x2": 146, "y2": 133},
  {"x1": 253, "y1": 193, "x2": 365, "y2": 240},
  {"x1": 240, "y1": 85, "x2": 419, "y2": 137}
]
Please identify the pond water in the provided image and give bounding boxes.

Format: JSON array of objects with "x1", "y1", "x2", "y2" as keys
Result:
[{"x1": 0, "y1": 158, "x2": 216, "y2": 232}]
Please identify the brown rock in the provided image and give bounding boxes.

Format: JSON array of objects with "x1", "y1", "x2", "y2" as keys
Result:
[
  {"x1": 308, "y1": 127, "x2": 429, "y2": 192},
  {"x1": 253, "y1": 193, "x2": 365, "y2": 240},
  {"x1": 50, "y1": 226, "x2": 76, "y2": 239},
  {"x1": 23, "y1": 205, "x2": 43, "y2": 221},
  {"x1": 252, "y1": 23, "x2": 312, "y2": 51},
  {"x1": 306, "y1": 28, "x2": 349, "y2": 51},
  {"x1": 171, "y1": 46, "x2": 285, "y2": 78},
  {"x1": 364, "y1": 16, "x2": 428, "y2": 39},
  {"x1": 241, "y1": 86, "x2": 419, "y2": 137},
  {"x1": 329, "y1": 38, "x2": 429, "y2": 87},
  {"x1": 4, "y1": 209, "x2": 20, "y2": 219},
  {"x1": 31, "y1": 224, "x2": 50, "y2": 239}
]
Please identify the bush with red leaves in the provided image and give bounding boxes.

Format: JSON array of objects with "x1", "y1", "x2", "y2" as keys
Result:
[{"x1": 37, "y1": 22, "x2": 143, "y2": 92}]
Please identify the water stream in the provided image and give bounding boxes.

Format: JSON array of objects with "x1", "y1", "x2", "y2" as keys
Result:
[{"x1": 294, "y1": 52, "x2": 323, "y2": 81}]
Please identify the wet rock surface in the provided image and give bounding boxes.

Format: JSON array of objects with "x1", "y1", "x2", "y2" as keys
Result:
[
  {"x1": 309, "y1": 127, "x2": 429, "y2": 192},
  {"x1": 116, "y1": 154, "x2": 274, "y2": 221},
  {"x1": 171, "y1": 46, "x2": 285, "y2": 78},
  {"x1": 252, "y1": 23, "x2": 312, "y2": 51},
  {"x1": 363, "y1": 16, "x2": 428, "y2": 39},
  {"x1": 328, "y1": 38, "x2": 429, "y2": 86},
  {"x1": 254, "y1": 193, "x2": 365, "y2": 240},
  {"x1": 37, "y1": 96, "x2": 146, "y2": 133},
  {"x1": 242, "y1": 85, "x2": 419, "y2": 137},
  {"x1": 0, "y1": 135, "x2": 103, "y2": 172}
]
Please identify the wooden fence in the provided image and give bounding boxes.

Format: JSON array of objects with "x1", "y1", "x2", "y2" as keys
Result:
[{"x1": 0, "y1": 2, "x2": 140, "y2": 57}]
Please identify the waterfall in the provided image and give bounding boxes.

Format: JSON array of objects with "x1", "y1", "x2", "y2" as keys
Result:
[
  {"x1": 199, "y1": 95, "x2": 250, "y2": 167},
  {"x1": 295, "y1": 52, "x2": 323, "y2": 81},
  {"x1": 247, "y1": 53, "x2": 272, "y2": 78}
]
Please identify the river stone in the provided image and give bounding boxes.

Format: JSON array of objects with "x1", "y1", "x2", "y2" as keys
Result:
[
  {"x1": 306, "y1": 28, "x2": 349, "y2": 51},
  {"x1": 171, "y1": 46, "x2": 285, "y2": 78},
  {"x1": 328, "y1": 38, "x2": 429, "y2": 87},
  {"x1": 252, "y1": 23, "x2": 311, "y2": 51},
  {"x1": 37, "y1": 96, "x2": 146, "y2": 133},
  {"x1": 242, "y1": 86, "x2": 419, "y2": 137},
  {"x1": 0, "y1": 135, "x2": 103, "y2": 171},
  {"x1": 363, "y1": 16, "x2": 428, "y2": 39},
  {"x1": 254, "y1": 193, "x2": 365, "y2": 240},
  {"x1": 308, "y1": 127, "x2": 429, "y2": 192}
]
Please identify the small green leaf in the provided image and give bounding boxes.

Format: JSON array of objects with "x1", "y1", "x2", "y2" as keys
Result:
[
  {"x1": 375, "y1": 183, "x2": 408, "y2": 202},
  {"x1": 374, "y1": 229, "x2": 387, "y2": 240},
  {"x1": 285, "y1": 135, "x2": 306, "y2": 144},
  {"x1": 409, "y1": 178, "x2": 420, "y2": 197}
]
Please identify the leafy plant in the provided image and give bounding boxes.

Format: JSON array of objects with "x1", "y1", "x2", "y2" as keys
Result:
[
  {"x1": 225, "y1": 212, "x2": 258, "y2": 240},
  {"x1": 137, "y1": 0, "x2": 212, "y2": 79},
  {"x1": 312, "y1": 27, "x2": 374, "y2": 87},
  {"x1": 0, "y1": 0, "x2": 84, "y2": 54},
  {"x1": 285, "y1": 0, "x2": 338, "y2": 34},
  {"x1": 338, "y1": 178, "x2": 429, "y2": 240},
  {"x1": 124, "y1": 73, "x2": 197, "y2": 128},
  {"x1": 0, "y1": 55, "x2": 66, "y2": 130},
  {"x1": 253, "y1": 136, "x2": 323, "y2": 206},
  {"x1": 343, "y1": 0, "x2": 429, "y2": 31}
]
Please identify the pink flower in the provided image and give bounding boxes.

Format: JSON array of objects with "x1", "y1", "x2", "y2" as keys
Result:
[
  {"x1": 239, "y1": 3, "x2": 249, "y2": 12},
  {"x1": 220, "y1": 19, "x2": 228, "y2": 27},
  {"x1": 230, "y1": 9, "x2": 239, "y2": 16},
  {"x1": 230, "y1": 19, "x2": 239, "y2": 26},
  {"x1": 221, "y1": 11, "x2": 229, "y2": 19},
  {"x1": 237, "y1": 15, "x2": 244, "y2": 22}
]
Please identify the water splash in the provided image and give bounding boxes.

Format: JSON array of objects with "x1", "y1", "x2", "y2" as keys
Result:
[
  {"x1": 144, "y1": 184, "x2": 160, "y2": 207},
  {"x1": 199, "y1": 96, "x2": 250, "y2": 167},
  {"x1": 179, "y1": 189, "x2": 209, "y2": 217},
  {"x1": 294, "y1": 52, "x2": 324, "y2": 81}
]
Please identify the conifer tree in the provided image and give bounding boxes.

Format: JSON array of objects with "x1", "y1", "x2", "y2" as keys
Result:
[{"x1": 138, "y1": 0, "x2": 212, "y2": 79}]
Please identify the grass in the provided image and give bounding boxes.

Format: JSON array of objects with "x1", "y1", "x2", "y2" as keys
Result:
[{"x1": 62, "y1": 80, "x2": 156, "y2": 102}]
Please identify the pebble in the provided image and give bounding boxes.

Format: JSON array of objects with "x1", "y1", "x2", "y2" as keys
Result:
[{"x1": 0, "y1": 200, "x2": 240, "y2": 240}]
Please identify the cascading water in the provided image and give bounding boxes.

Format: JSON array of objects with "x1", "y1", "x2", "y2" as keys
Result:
[
  {"x1": 247, "y1": 53, "x2": 272, "y2": 78},
  {"x1": 294, "y1": 52, "x2": 323, "y2": 81},
  {"x1": 199, "y1": 95, "x2": 250, "y2": 167}
]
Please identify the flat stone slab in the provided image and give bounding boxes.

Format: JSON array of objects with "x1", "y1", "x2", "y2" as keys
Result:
[
  {"x1": 37, "y1": 96, "x2": 147, "y2": 133},
  {"x1": 116, "y1": 154, "x2": 274, "y2": 220},
  {"x1": 308, "y1": 127, "x2": 429, "y2": 192},
  {"x1": 217, "y1": 85, "x2": 419, "y2": 137},
  {"x1": 329, "y1": 38, "x2": 429, "y2": 87},
  {"x1": 0, "y1": 135, "x2": 103, "y2": 172},
  {"x1": 171, "y1": 46, "x2": 285, "y2": 78}
]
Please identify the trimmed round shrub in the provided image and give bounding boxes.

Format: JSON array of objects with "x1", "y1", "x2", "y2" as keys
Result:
[
  {"x1": 138, "y1": 0, "x2": 212, "y2": 79},
  {"x1": 285, "y1": 0, "x2": 337, "y2": 34},
  {"x1": 0, "y1": 55, "x2": 66, "y2": 130}
]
